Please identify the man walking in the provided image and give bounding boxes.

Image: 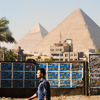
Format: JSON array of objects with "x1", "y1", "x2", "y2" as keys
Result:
[{"x1": 28, "y1": 68, "x2": 51, "y2": 100}]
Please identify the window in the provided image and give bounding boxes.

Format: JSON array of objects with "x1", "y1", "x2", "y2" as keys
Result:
[
  {"x1": 60, "y1": 59, "x2": 63, "y2": 61},
  {"x1": 74, "y1": 59, "x2": 77, "y2": 60},
  {"x1": 65, "y1": 54, "x2": 68, "y2": 57},
  {"x1": 54, "y1": 59, "x2": 59, "y2": 61},
  {"x1": 70, "y1": 54, "x2": 73, "y2": 56},
  {"x1": 51, "y1": 49, "x2": 54, "y2": 51},
  {"x1": 74, "y1": 54, "x2": 77, "y2": 56},
  {"x1": 60, "y1": 54, "x2": 63, "y2": 56},
  {"x1": 60, "y1": 49, "x2": 62, "y2": 51},
  {"x1": 52, "y1": 54, "x2": 59, "y2": 56},
  {"x1": 56, "y1": 49, "x2": 59, "y2": 51},
  {"x1": 65, "y1": 59, "x2": 68, "y2": 61}
]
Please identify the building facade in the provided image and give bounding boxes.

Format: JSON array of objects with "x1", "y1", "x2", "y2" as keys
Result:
[{"x1": 50, "y1": 41, "x2": 83, "y2": 61}]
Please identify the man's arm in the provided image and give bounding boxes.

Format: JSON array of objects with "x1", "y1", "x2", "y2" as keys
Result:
[{"x1": 27, "y1": 94, "x2": 37, "y2": 100}]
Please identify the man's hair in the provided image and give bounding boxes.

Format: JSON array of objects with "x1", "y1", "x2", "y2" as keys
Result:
[{"x1": 38, "y1": 68, "x2": 46, "y2": 76}]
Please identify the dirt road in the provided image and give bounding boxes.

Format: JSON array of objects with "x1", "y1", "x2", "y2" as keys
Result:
[{"x1": 1, "y1": 95, "x2": 100, "y2": 100}]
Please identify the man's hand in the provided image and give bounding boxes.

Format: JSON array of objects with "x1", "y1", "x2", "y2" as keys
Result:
[
  {"x1": 44, "y1": 98, "x2": 48, "y2": 100},
  {"x1": 27, "y1": 94, "x2": 37, "y2": 100}
]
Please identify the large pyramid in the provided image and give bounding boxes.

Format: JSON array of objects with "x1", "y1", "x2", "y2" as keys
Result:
[
  {"x1": 12, "y1": 23, "x2": 48, "y2": 54},
  {"x1": 33, "y1": 8, "x2": 100, "y2": 55}
]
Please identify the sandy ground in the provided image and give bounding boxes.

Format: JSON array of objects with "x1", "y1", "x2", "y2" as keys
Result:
[{"x1": 1, "y1": 95, "x2": 100, "y2": 100}]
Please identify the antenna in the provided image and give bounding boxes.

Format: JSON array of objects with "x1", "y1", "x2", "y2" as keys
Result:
[{"x1": 60, "y1": 31, "x2": 62, "y2": 42}]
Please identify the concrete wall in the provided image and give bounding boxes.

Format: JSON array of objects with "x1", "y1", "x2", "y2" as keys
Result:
[{"x1": 0, "y1": 87, "x2": 84, "y2": 98}]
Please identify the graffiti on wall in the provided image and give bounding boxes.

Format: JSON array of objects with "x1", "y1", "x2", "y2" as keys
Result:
[{"x1": 89, "y1": 54, "x2": 100, "y2": 88}]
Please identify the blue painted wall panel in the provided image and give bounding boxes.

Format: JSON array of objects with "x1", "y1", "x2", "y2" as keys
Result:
[
  {"x1": 48, "y1": 72, "x2": 58, "y2": 79},
  {"x1": 1, "y1": 63, "x2": 12, "y2": 71},
  {"x1": 13, "y1": 63, "x2": 23, "y2": 71},
  {"x1": 25, "y1": 63, "x2": 35, "y2": 71},
  {"x1": 13, "y1": 72, "x2": 23, "y2": 79},
  {"x1": 1, "y1": 80, "x2": 11, "y2": 88},
  {"x1": 60, "y1": 63, "x2": 70, "y2": 71},
  {"x1": 48, "y1": 63, "x2": 58, "y2": 71},
  {"x1": 1, "y1": 72, "x2": 12, "y2": 79}
]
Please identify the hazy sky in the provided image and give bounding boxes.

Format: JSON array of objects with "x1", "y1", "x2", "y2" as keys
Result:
[{"x1": 0, "y1": 0, "x2": 100, "y2": 49}]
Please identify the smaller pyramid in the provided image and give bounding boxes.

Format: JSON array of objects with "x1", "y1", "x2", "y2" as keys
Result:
[{"x1": 12, "y1": 23, "x2": 48, "y2": 54}]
